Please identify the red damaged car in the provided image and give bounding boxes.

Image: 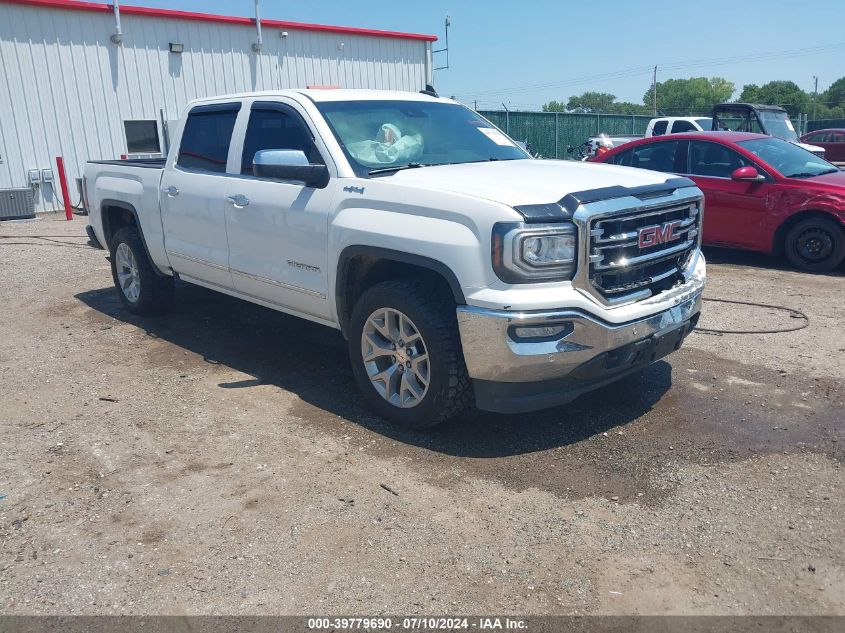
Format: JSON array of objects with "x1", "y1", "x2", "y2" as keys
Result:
[{"x1": 590, "y1": 132, "x2": 845, "y2": 271}]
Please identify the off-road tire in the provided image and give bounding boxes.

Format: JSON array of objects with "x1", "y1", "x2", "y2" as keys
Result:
[
  {"x1": 348, "y1": 278, "x2": 473, "y2": 429},
  {"x1": 109, "y1": 227, "x2": 174, "y2": 315}
]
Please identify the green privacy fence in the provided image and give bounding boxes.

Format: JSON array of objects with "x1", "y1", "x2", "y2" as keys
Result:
[
  {"x1": 479, "y1": 110, "x2": 655, "y2": 159},
  {"x1": 807, "y1": 118, "x2": 845, "y2": 132},
  {"x1": 480, "y1": 110, "x2": 820, "y2": 157}
]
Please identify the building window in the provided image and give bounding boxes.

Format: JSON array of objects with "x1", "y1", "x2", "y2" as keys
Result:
[{"x1": 124, "y1": 120, "x2": 161, "y2": 154}]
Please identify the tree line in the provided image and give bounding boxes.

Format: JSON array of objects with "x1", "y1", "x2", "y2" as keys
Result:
[{"x1": 542, "y1": 77, "x2": 845, "y2": 119}]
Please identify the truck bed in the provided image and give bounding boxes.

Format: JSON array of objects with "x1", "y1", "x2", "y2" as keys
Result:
[{"x1": 88, "y1": 158, "x2": 166, "y2": 169}]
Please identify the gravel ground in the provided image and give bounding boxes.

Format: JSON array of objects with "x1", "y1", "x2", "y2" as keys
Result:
[{"x1": 0, "y1": 216, "x2": 843, "y2": 615}]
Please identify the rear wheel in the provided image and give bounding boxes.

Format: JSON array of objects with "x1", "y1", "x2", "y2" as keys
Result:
[
  {"x1": 784, "y1": 217, "x2": 845, "y2": 272},
  {"x1": 109, "y1": 227, "x2": 174, "y2": 314},
  {"x1": 348, "y1": 279, "x2": 472, "y2": 429}
]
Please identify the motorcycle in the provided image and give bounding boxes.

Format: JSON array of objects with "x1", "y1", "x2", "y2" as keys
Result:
[
  {"x1": 567, "y1": 135, "x2": 612, "y2": 162},
  {"x1": 566, "y1": 140, "x2": 593, "y2": 161}
]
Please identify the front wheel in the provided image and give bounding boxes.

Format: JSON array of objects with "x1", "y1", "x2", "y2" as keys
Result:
[
  {"x1": 784, "y1": 217, "x2": 845, "y2": 272},
  {"x1": 348, "y1": 279, "x2": 472, "y2": 429},
  {"x1": 109, "y1": 227, "x2": 174, "y2": 314}
]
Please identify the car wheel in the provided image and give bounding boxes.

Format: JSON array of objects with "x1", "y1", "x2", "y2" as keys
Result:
[
  {"x1": 348, "y1": 278, "x2": 472, "y2": 429},
  {"x1": 784, "y1": 217, "x2": 845, "y2": 272},
  {"x1": 109, "y1": 227, "x2": 174, "y2": 314}
]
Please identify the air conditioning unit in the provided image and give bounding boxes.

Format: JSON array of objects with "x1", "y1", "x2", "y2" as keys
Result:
[{"x1": 0, "y1": 188, "x2": 36, "y2": 220}]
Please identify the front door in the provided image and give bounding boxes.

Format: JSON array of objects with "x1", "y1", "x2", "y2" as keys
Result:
[
  {"x1": 685, "y1": 140, "x2": 770, "y2": 249},
  {"x1": 160, "y1": 103, "x2": 241, "y2": 289},
  {"x1": 224, "y1": 100, "x2": 335, "y2": 321}
]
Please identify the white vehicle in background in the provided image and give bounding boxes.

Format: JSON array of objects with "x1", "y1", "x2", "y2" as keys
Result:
[
  {"x1": 589, "y1": 116, "x2": 714, "y2": 155},
  {"x1": 84, "y1": 89, "x2": 706, "y2": 429},
  {"x1": 646, "y1": 116, "x2": 714, "y2": 137}
]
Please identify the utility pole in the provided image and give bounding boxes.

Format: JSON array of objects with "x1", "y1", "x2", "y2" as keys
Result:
[
  {"x1": 433, "y1": 16, "x2": 451, "y2": 71},
  {"x1": 812, "y1": 75, "x2": 819, "y2": 121},
  {"x1": 652, "y1": 65, "x2": 658, "y2": 116}
]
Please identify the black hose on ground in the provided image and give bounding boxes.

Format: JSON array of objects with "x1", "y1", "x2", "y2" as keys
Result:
[{"x1": 696, "y1": 297, "x2": 809, "y2": 335}]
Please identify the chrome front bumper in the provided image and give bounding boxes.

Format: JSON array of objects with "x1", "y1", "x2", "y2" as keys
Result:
[
  {"x1": 457, "y1": 290, "x2": 701, "y2": 413},
  {"x1": 457, "y1": 283, "x2": 702, "y2": 387},
  {"x1": 457, "y1": 291, "x2": 701, "y2": 384}
]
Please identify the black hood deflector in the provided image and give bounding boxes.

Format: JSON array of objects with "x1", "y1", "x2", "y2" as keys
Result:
[{"x1": 514, "y1": 177, "x2": 697, "y2": 223}]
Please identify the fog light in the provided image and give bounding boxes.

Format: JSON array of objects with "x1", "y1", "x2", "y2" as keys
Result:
[{"x1": 509, "y1": 322, "x2": 573, "y2": 342}]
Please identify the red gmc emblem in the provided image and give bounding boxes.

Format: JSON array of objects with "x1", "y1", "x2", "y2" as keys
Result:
[{"x1": 638, "y1": 220, "x2": 683, "y2": 249}]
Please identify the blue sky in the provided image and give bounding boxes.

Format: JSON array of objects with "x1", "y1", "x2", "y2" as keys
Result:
[{"x1": 127, "y1": 0, "x2": 843, "y2": 110}]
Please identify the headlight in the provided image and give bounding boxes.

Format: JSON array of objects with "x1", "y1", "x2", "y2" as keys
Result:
[{"x1": 492, "y1": 222, "x2": 578, "y2": 283}]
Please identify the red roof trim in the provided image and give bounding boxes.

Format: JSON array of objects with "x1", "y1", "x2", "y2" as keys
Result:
[{"x1": 2, "y1": 0, "x2": 438, "y2": 41}]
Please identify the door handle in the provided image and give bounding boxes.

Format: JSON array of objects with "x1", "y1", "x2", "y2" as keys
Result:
[
  {"x1": 164, "y1": 186, "x2": 179, "y2": 197},
  {"x1": 226, "y1": 194, "x2": 250, "y2": 207}
]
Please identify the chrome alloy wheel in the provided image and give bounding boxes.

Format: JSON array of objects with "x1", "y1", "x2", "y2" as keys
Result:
[
  {"x1": 115, "y1": 242, "x2": 141, "y2": 303},
  {"x1": 361, "y1": 308, "x2": 430, "y2": 408}
]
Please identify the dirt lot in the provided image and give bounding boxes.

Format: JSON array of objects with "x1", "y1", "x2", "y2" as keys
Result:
[{"x1": 0, "y1": 216, "x2": 843, "y2": 615}]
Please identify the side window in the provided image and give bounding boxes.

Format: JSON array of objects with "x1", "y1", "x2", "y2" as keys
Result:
[
  {"x1": 833, "y1": 133, "x2": 845, "y2": 143},
  {"x1": 688, "y1": 141, "x2": 750, "y2": 178},
  {"x1": 241, "y1": 104, "x2": 325, "y2": 176},
  {"x1": 612, "y1": 148, "x2": 633, "y2": 166},
  {"x1": 805, "y1": 132, "x2": 824, "y2": 143},
  {"x1": 652, "y1": 120, "x2": 669, "y2": 136},
  {"x1": 177, "y1": 104, "x2": 239, "y2": 173},
  {"x1": 628, "y1": 141, "x2": 680, "y2": 173},
  {"x1": 671, "y1": 120, "x2": 697, "y2": 133}
]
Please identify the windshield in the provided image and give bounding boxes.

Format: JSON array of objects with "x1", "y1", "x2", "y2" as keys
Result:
[
  {"x1": 758, "y1": 110, "x2": 799, "y2": 142},
  {"x1": 316, "y1": 100, "x2": 529, "y2": 175},
  {"x1": 738, "y1": 137, "x2": 837, "y2": 178}
]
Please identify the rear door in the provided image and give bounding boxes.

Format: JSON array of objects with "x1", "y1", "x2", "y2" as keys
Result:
[
  {"x1": 223, "y1": 99, "x2": 335, "y2": 321},
  {"x1": 684, "y1": 140, "x2": 770, "y2": 248},
  {"x1": 612, "y1": 139, "x2": 681, "y2": 173},
  {"x1": 160, "y1": 103, "x2": 240, "y2": 288}
]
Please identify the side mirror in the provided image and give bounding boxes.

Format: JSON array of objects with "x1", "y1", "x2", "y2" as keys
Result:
[
  {"x1": 253, "y1": 149, "x2": 328, "y2": 187},
  {"x1": 730, "y1": 166, "x2": 765, "y2": 182}
]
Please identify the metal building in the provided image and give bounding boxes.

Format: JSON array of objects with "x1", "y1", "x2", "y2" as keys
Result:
[{"x1": 0, "y1": 0, "x2": 436, "y2": 215}]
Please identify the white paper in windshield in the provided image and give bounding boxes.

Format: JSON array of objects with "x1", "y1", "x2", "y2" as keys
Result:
[
  {"x1": 478, "y1": 127, "x2": 514, "y2": 146},
  {"x1": 785, "y1": 120, "x2": 795, "y2": 131}
]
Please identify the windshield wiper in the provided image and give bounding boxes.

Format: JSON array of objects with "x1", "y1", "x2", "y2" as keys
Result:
[
  {"x1": 788, "y1": 170, "x2": 838, "y2": 179},
  {"x1": 368, "y1": 162, "x2": 425, "y2": 175}
]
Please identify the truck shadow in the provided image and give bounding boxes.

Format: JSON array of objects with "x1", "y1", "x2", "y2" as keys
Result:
[
  {"x1": 702, "y1": 245, "x2": 845, "y2": 275},
  {"x1": 75, "y1": 282, "x2": 673, "y2": 458}
]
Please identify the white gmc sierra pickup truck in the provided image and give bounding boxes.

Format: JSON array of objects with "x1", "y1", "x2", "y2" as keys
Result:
[{"x1": 84, "y1": 89, "x2": 706, "y2": 429}]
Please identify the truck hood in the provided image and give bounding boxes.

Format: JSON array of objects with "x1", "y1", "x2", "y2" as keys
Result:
[
  {"x1": 384, "y1": 159, "x2": 676, "y2": 208},
  {"x1": 796, "y1": 141, "x2": 825, "y2": 155}
]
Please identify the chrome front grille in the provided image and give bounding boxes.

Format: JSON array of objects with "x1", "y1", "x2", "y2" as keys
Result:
[{"x1": 588, "y1": 202, "x2": 700, "y2": 301}]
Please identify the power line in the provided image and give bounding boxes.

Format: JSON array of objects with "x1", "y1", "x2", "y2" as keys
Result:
[{"x1": 460, "y1": 66, "x2": 654, "y2": 99}]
